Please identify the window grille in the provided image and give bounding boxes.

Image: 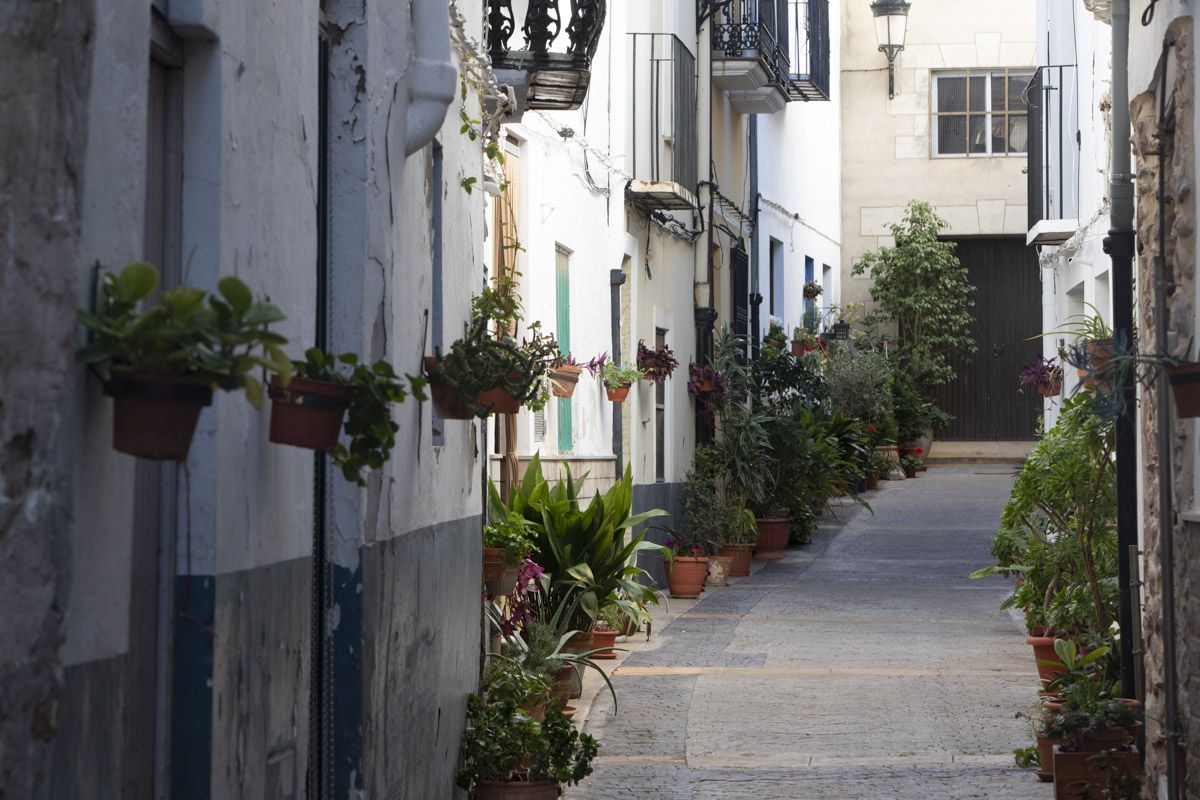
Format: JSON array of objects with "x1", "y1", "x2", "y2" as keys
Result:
[{"x1": 931, "y1": 69, "x2": 1034, "y2": 158}]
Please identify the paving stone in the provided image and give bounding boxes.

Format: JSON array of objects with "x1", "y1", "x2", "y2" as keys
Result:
[{"x1": 565, "y1": 468, "x2": 1053, "y2": 799}]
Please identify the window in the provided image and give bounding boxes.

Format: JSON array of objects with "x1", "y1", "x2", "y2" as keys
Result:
[
  {"x1": 932, "y1": 69, "x2": 1033, "y2": 157},
  {"x1": 769, "y1": 238, "x2": 784, "y2": 318},
  {"x1": 654, "y1": 328, "x2": 667, "y2": 483}
]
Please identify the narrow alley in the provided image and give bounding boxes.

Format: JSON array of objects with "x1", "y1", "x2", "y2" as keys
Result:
[{"x1": 569, "y1": 467, "x2": 1050, "y2": 799}]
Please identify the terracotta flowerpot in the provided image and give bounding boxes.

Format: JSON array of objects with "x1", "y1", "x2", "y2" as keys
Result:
[
  {"x1": 1038, "y1": 376, "x2": 1064, "y2": 398},
  {"x1": 606, "y1": 382, "x2": 632, "y2": 402},
  {"x1": 866, "y1": 475, "x2": 880, "y2": 490},
  {"x1": 903, "y1": 467, "x2": 917, "y2": 479},
  {"x1": 1036, "y1": 731, "x2": 1059, "y2": 782},
  {"x1": 754, "y1": 516, "x2": 790, "y2": 560},
  {"x1": 707, "y1": 555, "x2": 734, "y2": 586},
  {"x1": 1052, "y1": 747, "x2": 1141, "y2": 799},
  {"x1": 268, "y1": 375, "x2": 352, "y2": 451},
  {"x1": 590, "y1": 629, "x2": 620, "y2": 659},
  {"x1": 548, "y1": 364, "x2": 583, "y2": 398},
  {"x1": 422, "y1": 357, "x2": 473, "y2": 419},
  {"x1": 693, "y1": 376, "x2": 716, "y2": 393},
  {"x1": 561, "y1": 632, "x2": 591, "y2": 699},
  {"x1": 1027, "y1": 635, "x2": 1067, "y2": 686},
  {"x1": 719, "y1": 543, "x2": 754, "y2": 577},
  {"x1": 105, "y1": 372, "x2": 213, "y2": 461},
  {"x1": 665, "y1": 556, "x2": 709, "y2": 598},
  {"x1": 1073, "y1": 725, "x2": 1138, "y2": 753},
  {"x1": 1167, "y1": 362, "x2": 1200, "y2": 418},
  {"x1": 483, "y1": 547, "x2": 506, "y2": 585},
  {"x1": 474, "y1": 780, "x2": 559, "y2": 800},
  {"x1": 477, "y1": 387, "x2": 521, "y2": 415},
  {"x1": 550, "y1": 664, "x2": 575, "y2": 706}
]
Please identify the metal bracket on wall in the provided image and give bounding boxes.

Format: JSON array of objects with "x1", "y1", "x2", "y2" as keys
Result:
[{"x1": 697, "y1": 0, "x2": 734, "y2": 32}]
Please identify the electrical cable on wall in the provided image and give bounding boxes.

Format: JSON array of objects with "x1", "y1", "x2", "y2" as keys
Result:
[{"x1": 758, "y1": 195, "x2": 842, "y2": 248}]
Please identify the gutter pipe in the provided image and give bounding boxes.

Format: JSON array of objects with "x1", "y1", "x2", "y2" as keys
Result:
[{"x1": 405, "y1": 0, "x2": 458, "y2": 155}]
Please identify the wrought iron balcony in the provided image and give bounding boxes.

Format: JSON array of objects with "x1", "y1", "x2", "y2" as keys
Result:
[
  {"x1": 784, "y1": 0, "x2": 830, "y2": 101},
  {"x1": 627, "y1": 34, "x2": 699, "y2": 212},
  {"x1": 486, "y1": 0, "x2": 607, "y2": 112},
  {"x1": 1026, "y1": 65, "x2": 1080, "y2": 245},
  {"x1": 710, "y1": 1, "x2": 790, "y2": 114}
]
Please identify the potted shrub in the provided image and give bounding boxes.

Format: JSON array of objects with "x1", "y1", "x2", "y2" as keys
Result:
[
  {"x1": 636, "y1": 340, "x2": 679, "y2": 383},
  {"x1": 269, "y1": 348, "x2": 424, "y2": 484},
  {"x1": 662, "y1": 525, "x2": 714, "y2": 598},
  {"x1": 76, "y1": 262, "x2": 292, "y2": 461},
  {"x1": 868, "y1": 449, "x2": 896, "y2": 489},
  {"x1": 424, "y1": 275, "x2": 559, "y2": 419},
  {"x1": 803, "y1": 280, "x2": 823, "y2": 302},
  {"x1": 547, "y1": 353, "x2": 585, "y2": 398},
  {"x1": 684, "y1": 445, "x2": 754, "y2": 579},
  {"x1": 600, "y1": 362, "x2": 643, "y2": 402},
  {"x1": 483, "y1": 510, "x2": 537, "y2": 589},
  {"x1": 456, "y1": 697, "x2": 598, "y2": 800},
  {"x1": 900, "y1": 453, "x2": 922, "y2": 478},
  {"x1": 482, "y1": 657, "x2": 553, "y2": 721},
  {"x1": 589, "y1": 605, "x2": 623, "y2": 659},
  {"x1": 790, "y1": 327, "x2": 819, "y2": 357},
  {"x1": 1020, "y1": 355, "x2": 1064, "y2": 398}
]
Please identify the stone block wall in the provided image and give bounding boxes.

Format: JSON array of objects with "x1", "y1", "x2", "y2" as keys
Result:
[{"x1": 1131, "y1": 15, "x2": 1199, "y2": 796}]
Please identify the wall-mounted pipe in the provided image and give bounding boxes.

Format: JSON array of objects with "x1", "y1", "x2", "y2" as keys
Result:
[{"x1": 405, "y1": 0, "x2": 458, "y2": 156}]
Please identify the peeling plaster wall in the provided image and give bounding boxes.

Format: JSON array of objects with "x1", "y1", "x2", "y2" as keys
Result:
[
  {"x1": 1131, "y1": 14, "x2": 1200, "y2": 797},
  {"x1": 0, "y1": 3, "x2": 95, "y2": 795}
]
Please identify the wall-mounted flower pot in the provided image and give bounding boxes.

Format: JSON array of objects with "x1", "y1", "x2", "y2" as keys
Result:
[
  {"x1": 665, "y1": 556, "x2": 709, "y2": 598},
  {"x1": 483, "y1": 546, "x2": 507, "y2": 585},
  {"x1": 474, "y1": 779, "x2": 559, "y2": 800},
  {"x1": 693, "y1": 376, "x2": 716, "y2": 393},
  {"x1": 1167, "y1": 362, "x2": 1200, "y2": 418},
  {"x1": 105, "y1": 373, "x2": 213, "y2": 461},
  {"x1": 754, "y1": 516, "x2": 790, "y2": 560},
  {"x1": 422, "y1": 357, "x2": 473, "y2": 419},
  {"x1": 719, "y1": 543, "x2": 753, "y2": 577},
  {"x1": 1038, "y1": 376, "x2": 1063, "y2": 398},
  {"x1": 476, "y1": 387, "x2": 521, "y2": 415},
  {"x1": 548, "y1": 365, "x2": 582, "y2": 398},
  {"x1": 268, "y1": 376, "x2": 352, "y2": 451},
  {"x1": 606, "y1": 381, "x2": 632, "y2": 402}
]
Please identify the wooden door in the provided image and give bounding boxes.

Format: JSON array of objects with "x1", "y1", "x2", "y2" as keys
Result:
[{"x1": 933, "y1": 237, "x2": 1041, "y2": 441}]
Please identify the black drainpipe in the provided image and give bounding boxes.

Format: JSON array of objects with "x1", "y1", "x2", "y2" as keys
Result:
[
  {"x1": 749, "y1": 115, "x2": 761, "y2": 356},
  {"x1": 610, "y1": 268, "x2": 627, "y2": 472}
]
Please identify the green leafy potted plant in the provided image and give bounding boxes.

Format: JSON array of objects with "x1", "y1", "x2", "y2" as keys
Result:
[
  {"x1": 900, "y1": 452, "x2": 923, "y2": 478},
  {"x1": 456, "y1": 695, "x2": 598, "y2": 800},
  {"x1": 684, "y1": 445, "x2": 754, "y2": 579},
  {"x1": 269, "y1": 348, "x2": 425, "y2": 484},
  {"x1": 76, "y1": 262, "x2": 292, "y2": 460},
  {"x1": 868, "y1": 449, "x2": 896, "y2": 489},
  {"x1": 661, "y1": 525, "x2": 714, "y2": 599},
  {"x1": 790, "y1": 326, "x2": 819, "y2": 357},
  {"x1": 484, "y1": 509, "x2": 537, "y2": 588},
  {"x1": 425, "y1": 275, "x2": 559, "y2": 419},
  {"x1": 600, "y1": 362, "x2": 643, "y2": 402},
  {"x1": 589, "y1": 604, "x2": 624, "y2": 659}
]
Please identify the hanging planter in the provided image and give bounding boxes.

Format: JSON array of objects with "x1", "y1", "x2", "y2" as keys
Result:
[
  {"x1": 77, "y1": 262, "x2": 292, "y2": 462},
  {"x1": 268, "y1": 375, "x2": 353, "y2": 451},
  {"x1": 636, "y1": 340, "x2": 679, "y2": 383},
  {"x1": 105, "y1": 373, "x2": 213, "y2": 461},
  {"x1": 548, "y1": 363, "x2": 583, "y2": 397},
  {"x1": 1167, "y1": 362, "x2": 1200, "y2": 418},
  {"x1": 423, "y1": 357, "x2": 474, "y2": 420},
  {"x1": 606, "y1": 381, "x2": 632, "y2": 402}
]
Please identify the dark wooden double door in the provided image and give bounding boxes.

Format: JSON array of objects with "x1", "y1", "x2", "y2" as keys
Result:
[{"x1": 933, "y1": 237, "x2": 1041, "y2": 441}]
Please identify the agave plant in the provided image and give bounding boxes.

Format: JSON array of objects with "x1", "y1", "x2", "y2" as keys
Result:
[{"x1": 488, "y1": 454, "x2": 667, "y2": 632}]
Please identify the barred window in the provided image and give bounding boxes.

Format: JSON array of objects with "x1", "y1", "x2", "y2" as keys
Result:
[{"x1": 931, "y1": 69, "x2": 1033, "y2": 157}]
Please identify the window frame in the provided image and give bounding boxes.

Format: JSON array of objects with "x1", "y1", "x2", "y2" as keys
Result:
[{"x1": 930, "y1": 68, "x2": 1034, "y2": 159}]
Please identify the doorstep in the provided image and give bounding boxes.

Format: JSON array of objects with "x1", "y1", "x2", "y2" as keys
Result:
[{"x1": 924, "y1": 440, "x2": 1032, "y2": 466}]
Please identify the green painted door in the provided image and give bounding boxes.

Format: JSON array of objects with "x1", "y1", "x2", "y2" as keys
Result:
[{"x1": 556, "y1": 248, "x2": 572, "y2": 453}]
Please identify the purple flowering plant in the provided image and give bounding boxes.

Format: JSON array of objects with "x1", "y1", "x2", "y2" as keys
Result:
[
  {"x1": 1020, "y1": 356, "x2": 1063, "y2": 393},
  {"x1": 636, "y1": 340, "x2": 679, "y2": 383}
]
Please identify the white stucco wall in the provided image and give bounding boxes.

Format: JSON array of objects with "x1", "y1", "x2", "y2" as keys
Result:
[{"x1": 840, "y1": 0, "x2": 1037, "y2": 309}]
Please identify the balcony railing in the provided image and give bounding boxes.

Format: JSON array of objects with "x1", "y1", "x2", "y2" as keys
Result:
[
  {"x1": 709, "y1": 0, "x2": 792, "y2": 113},
  {"x1": 785, "y1": 0, "x2": 830, "y2": 101},
  {"x1": 1026, "y1": 65, "x2": 1080, "y2": 244},
  {"x1": 627, "y1": 34, "x2": 698, "y2": 211},
  {"x1": 486, "y1": 0, "x2": 607, "y2": 112}
]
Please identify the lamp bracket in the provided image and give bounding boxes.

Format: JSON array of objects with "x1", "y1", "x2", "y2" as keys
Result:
[{"x1": 697, "y1": 0, "x2": 734, "y2": 32}]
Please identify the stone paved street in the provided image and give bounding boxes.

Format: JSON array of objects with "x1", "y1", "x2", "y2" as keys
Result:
[{"x1": 568, "y1": 466, "x2": 1053, "y2": 799}]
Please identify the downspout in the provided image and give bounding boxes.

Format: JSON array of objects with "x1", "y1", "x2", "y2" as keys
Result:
[
  {"x1": 405, "y1": 0, "x2": 458, "y2": 155},
  {"x1": 1104, "y1": 0, "x2": 1141, "y2": 711},
  {"x1": 749, "y1": 115, "x2": 761, "y2": 359},
  {"x1": 611, "y1": 268, "x2": 627, "y2": 471}
]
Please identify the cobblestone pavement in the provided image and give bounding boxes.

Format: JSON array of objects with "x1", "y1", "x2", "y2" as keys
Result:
[{"x1": 567, "y1": 467, "x2": 1053, "y2": 799}]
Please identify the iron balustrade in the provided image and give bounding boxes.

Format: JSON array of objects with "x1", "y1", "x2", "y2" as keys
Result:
[
  {"x1": 486, "y1": 0, "x2": 607, "y2": 111},
  {"x1": 1026, "y1": 65, "x2": 1080, "y2": 229},
  {"x1": 786, "y1": 0, "x2": 830, "y2": 100},
  {"x1": 629, "y1": 34, "x2": 698, "y2": 196},
  {"x1": 710, "y1": 0, "x2": 792, "y2": 91}
]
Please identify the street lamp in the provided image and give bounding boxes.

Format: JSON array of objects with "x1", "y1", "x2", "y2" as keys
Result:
[{"x1": 871, "y1": 0, "x2": 911, "y2": 99}]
